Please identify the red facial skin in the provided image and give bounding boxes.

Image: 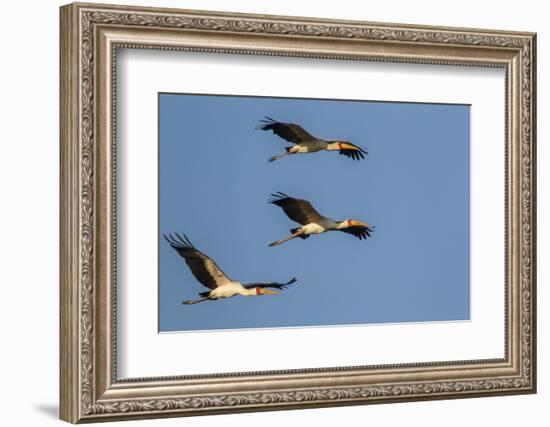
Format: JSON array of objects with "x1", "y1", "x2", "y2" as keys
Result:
[{"x1": 256, "y1": 288, "x2": 261, "y2": 295}]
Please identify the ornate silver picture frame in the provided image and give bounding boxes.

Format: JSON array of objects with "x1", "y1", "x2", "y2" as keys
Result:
[{"x1": 60, "y1": 2, "x2": 536, "y2": 423}]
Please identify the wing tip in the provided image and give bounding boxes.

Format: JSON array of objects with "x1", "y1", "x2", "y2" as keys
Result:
[
  {"x1": 339, "y1": 146, "x2": 368, "y2": 160},
  {"x1": 256, "y1": 115, "x2": 279, "y2": 130},
  {"x1": 268, "y1": 191, "x2": 291, "y2": 204},
  {"x1": 278, "y1": 277, "x2": 298, "y2": 290},
  {"x1": 163, "y1": 232, "x2": 195, "y2": 249}
]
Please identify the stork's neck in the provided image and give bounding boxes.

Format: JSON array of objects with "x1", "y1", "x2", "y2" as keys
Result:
[{"x1": 318, "y1": 217, "x2": 341, "y2": 230}]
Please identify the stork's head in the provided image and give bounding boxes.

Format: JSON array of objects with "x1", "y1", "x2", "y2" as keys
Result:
[
  {"x1": 339, "y1": 219, "x2": 371, "y2": 229},
  {"x1": 255, "y1": 288, "x2": 280, "y2": 296},
  {"x1": 327, "y1": 140, "x2": 355, "y2": 151}
]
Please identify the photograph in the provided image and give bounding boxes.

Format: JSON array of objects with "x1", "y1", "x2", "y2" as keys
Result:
[{"x1": 158, "y1": 93, "x2": 471, "y2": 332}]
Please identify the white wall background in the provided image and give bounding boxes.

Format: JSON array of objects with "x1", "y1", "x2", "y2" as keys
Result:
[{"x1": 0, "y1": 0, "x2": 545, "y2": 426}]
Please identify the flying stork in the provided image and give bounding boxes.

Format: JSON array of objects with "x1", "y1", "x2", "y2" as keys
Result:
[
  {"x1": 257, "y1": 116, "x2": 368, "y2": 162},
  {"x1": 164, "y1": 233, "x2": 297, "y2": 304},
  {"x1": 268, "y1": 192, "x2": 374, "y2": 247}
]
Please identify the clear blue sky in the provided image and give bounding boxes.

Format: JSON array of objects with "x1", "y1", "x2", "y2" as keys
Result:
[{"x1": 158, "y1": 93, "x2": 470, "y2": 332}]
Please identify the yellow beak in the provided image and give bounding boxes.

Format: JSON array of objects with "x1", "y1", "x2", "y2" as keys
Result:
[
  {"x1": 350, "y1": 220, "x2": 370, "y2": 228},
  {"x1": 340, "y1": 142, "x2": 360, "y2": 151},
  {"x1": 259, "y1": 288, "x2": 280, "y2": 295}
]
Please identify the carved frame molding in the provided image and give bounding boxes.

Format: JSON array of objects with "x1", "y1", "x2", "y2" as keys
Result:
[{"x1": 60, "y1": 2, "x2": 536, "y2": 423}]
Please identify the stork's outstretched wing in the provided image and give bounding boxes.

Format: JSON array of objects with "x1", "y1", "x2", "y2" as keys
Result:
[
  {"x1": 164, "y1": 233, "x2": 232, "y2": 289},
  {"x1": 257, "y1": 117, "x2": 315, "y2": 144},
  {"x1": 338, "y1": 142, "x2": 368, "y2": 160},
  {"x1": 269, "y1": 192, "x2": 325, "y2": 225},
  {"x1": 338, "y1": 225, "x2": 375, "y2": 240},
  {"x1": 243, "y1": 277, "x2": 298, "y2": 290}
]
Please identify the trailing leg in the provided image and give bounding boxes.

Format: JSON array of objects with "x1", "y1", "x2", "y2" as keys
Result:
[{"x1": 269, "y1": 229, "x2": 305, "y2": 247}]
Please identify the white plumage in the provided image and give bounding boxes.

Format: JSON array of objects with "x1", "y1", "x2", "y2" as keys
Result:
[
  {"x1": 257, "y1": 116, "x2": 368, "y2": 162},
  {"x1": 268, "y1": 192, "x2": 375, "y2": 247},
  {"x1": 164, "y1": 233, "x2": 297, "y2": 304}
]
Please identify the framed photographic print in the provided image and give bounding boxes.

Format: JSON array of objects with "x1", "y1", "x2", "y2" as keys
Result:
[{"x1": 60, "y1": 2, "x2": 537, "y2": 423}]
